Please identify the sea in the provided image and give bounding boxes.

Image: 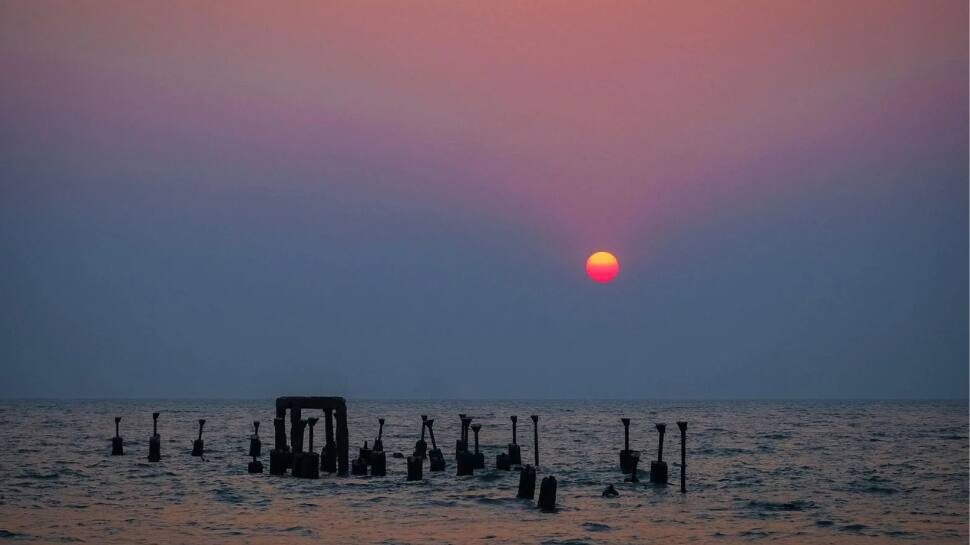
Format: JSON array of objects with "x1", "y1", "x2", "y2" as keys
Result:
[{"x1": 0, "y1": 400, "x2": 966, "y2": 544}]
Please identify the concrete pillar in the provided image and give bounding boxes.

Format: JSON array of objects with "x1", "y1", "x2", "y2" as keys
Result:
[
  {"x1": 537, "y1": 475, "x2": 558, "y2": 511},
  {"x1": 517, "y1": 464, "x2": 536, "y2": 499}
]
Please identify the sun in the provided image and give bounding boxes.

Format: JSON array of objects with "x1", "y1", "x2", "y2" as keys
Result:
[{"x1": 586, "y1": 251, "x2": 619, "y2": 283}]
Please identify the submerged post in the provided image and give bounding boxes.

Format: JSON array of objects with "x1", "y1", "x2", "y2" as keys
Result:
[
  {"x1": 625, "y1": 452, "x2": 640, "y2": 483},
  {"x1": 414, "y1": 415, "x2": 428, "y2": 459},
  {"x1": 321, "y1": 408, "x2": 336, "y2": 474},
  {"x1": 374, "y1": 418, "x2": 385, "y2": 451},
  {"x1": 292, "y1": 419, "x2": 309, "y2": 477},
  {"x1": 300, "y1": 417, "x2": 320, "y2": 479},
  {"x1": 517, "y1": 464, "x2": 536, "y2": 499},
  {"x1": 370, "y1": 418, "x2": 387, "y2": 477},
  {"x1": 406, "y1": 454, "x2": 423, "y2": 481},
  {"x1": 426, "y1": 418, "x2": 445, "y2": 472},
  {"x1": 111, "y1": 417, "x2": 124, "y2": 456},
  {"x1": 455, "y1": 414, "x2": 468, "y2": 457},
  {"x1": 148, "y1": 412, "x2": 161, "y2": 462},
  {"x1": 351, "y1": 440, "x2": 369, "y2": 475},
  {"x1": 509, "y1": 415, "x2": 521, "y2": 465},
  {"x1": 248, "y1": 421, "x2": 263, "y2": 473},
  {"x1": 270, "y1": 417, "x2": 289, "y2": 475},
  {"x1": 619, "y1": 418, "x2": 637, "y2": 474},
  {"x1": 677, "y1": 421, "x2": 687, "y2": 493},
  {"x1": 191, "y1": 419, "x2": 205, "y2": 457},
  {"x1": 471, "y1": 423, "x2": 484, "y2": 469},
  {"x1": 531, "y1": 415, "x2": 539, "y2": 467},
  {"x1": 650, "y1": 423, "x2": 668, "y2": 484},
  {"x1": 537, "y1": 475, "x2": 558, "y2": 511}
]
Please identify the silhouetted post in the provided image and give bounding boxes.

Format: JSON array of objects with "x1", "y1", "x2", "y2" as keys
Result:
[
  {"x1": 290, "y1": 408, "x2": 304, "y2": 454},
  {"x1": 192, "y1": 419, "x2": 205, "y2": 457},
  {"x1": 414, "y1": 415, "x2": 428, "y2": 459},
  {"x1": 301, "y1": 417, "x2": 320, "y2": 479},
  {"x1": 374, "y1": 418, "x2": 385, "y2": 451},
  {"x1": 322, "y1": 408, "x2": 336, "y2": 474},
  {"x1": 351, "y1": 440, "x2": 369, "y2": 475},
  {"x1": 426, "y1": 418, "x2": 445, "y2": 472},
  {"x1": 625, "y1": 452, "x2": 640, "y2": 483},
  {"x1": 455, "y1": 414, "x2": 468, "y2": 457},
  {"x1": 111, "y1": 417, "x2": 124, "y2": 456},
  {"x1": 359, "y1": 439, "x2": 373, "y2": 465},
  {"x1": 456, "y1": 416, "x2": 475, "y2": 475},
  {"x1": 619, "y1": 418, "x2": 636, "y2": 474},
  {"x1": 406, "y1": 455, "x2": 423, "y2": 481},
  {"x1": 531, "y1": 415, "x2": 539, "y2": 467},
  {"x1": 509, "y1": 415, "x2": 521, "y2": 465},
  {"x1": 248, "y1": 421, "x2": 263, "y2": 473},
  {"x1": 677, "y1": 421, "x2": 687, "y2": 493},
  {"x1": 270, "y1": 417, "x2": 288, "y2": 475},
  {"x1": 148, "y1": 412, "x2": 161, "y2": 462},
  {"x1": 292, "y1": 419, "x2": 309, "y2": 477},
  {"x1": 471, "y1": 423, "x2": 485, "y2": 469},
  {"x1": 517, "y1": 465, "x2": 536, "y2": 499},
  {"x1": 650, "y1": 423, "x2": 668, "y2": 484},
  {"x1": 537, "y1": 475, "x2": 558, "y2": 511}
]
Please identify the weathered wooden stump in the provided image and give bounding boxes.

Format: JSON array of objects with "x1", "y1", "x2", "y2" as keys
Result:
[{"x1": 111, "y1": 417, "x2": 124, "y2": 456}]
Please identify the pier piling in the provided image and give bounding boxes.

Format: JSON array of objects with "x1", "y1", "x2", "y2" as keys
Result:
[
  {"x1": 270, "y1": 417, "x2": 289, "y2": 475},
  {"x1": 191, "y1": 419, "x2": 205, "y2": 457},
  {"x1": 517, "y1": 464, "x2": 536, "y2": 499},
  {"x1": 537, "y1": 475, "x2": 558, "y2": 511},
  {"x1": 650, "y1": 423, "x2": 668, "y2": 484},
  {"x1": 248, "y1": 421, "x2": 263, "y2": 473},
  {"x1": 426, "y1": 418, "x2": 445, "y2": 472},
  {"x1": 471, "y1": 423, "x2": 485, "y2": 469},
  {"x1": 111, "y1": 417, "x2": 124, "y2": 456},
  {"x1": 677, "y1": 421, "x2": 687, "y2": 493},
  {"x1": 148, "y1": 412, "x2": 161, "y2": 462}
]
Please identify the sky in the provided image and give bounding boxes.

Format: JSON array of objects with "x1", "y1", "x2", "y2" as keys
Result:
[{"x1": 0, "y1": 1, "x2": 966, "y2": 399}]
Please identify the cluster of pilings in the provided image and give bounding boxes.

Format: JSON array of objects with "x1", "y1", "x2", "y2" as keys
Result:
[
  {"x1": 108, "y1": 412, "x2": 211, "y2": 462},
  {"x1": 618, "y1": 418, "x2": 689, "y2": 493},
  {"x1": 270, "y1": 397, "x2": 349, "y2": 478},
  {"x1": 109, "y1": 399, "x2": 692, "y2": 510}
]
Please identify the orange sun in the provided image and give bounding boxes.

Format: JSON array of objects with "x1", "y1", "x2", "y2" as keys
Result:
[{"x1": 586, "y1": 251, "x2": 619, "y2": 283}]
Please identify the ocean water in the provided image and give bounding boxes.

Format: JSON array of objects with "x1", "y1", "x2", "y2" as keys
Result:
[{"x1": 0, "y1": 400, "x2": 966, "y2": 544}]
